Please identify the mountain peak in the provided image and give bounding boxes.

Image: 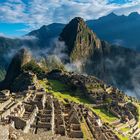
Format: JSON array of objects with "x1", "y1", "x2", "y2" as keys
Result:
[
  {"x1": 108, "y1": 12, "x2": 117, "y2": 17},
  {"x1": 129, "y1": 12, "x2": 139, "y2": 17},
  {"x1": 40, "y1": 25, "x2": 47, "y2": 30},
  {"x1": 70, "y1": 17, "x2": 84, "y2": 23},
  {"x1": 59, "y1": 17, "x2": 101, "y2": 63},
  {"x1": 66, "y1": 17, "x2": 86, "y2": 31}
]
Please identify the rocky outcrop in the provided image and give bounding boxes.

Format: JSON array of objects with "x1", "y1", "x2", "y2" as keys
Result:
[
  {"x1": 11, "y1": 71, "x2": 38, "y2": 92},
  {"x1": 59, "y1": 17, "x2": 140, "y2": 93},
  {"x1": 0, "y1": 48, "x2": 31, "y2": 90},
  {"x1": 59, "y1": 17, "x2": 104, "y2": 75},
  {"x1": 59, "y1": 17, "x2": 102, "y2": 62}
]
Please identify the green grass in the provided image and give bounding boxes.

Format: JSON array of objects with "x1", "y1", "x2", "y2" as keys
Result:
[
  {"x1": 90, "y1": 108, "x2": 118, "y2": 123},
  {"x1": 49, "y1": 79, "x2": 91, "y2": 104},
  {"x1": 22, "y1": 60, "x2": 46, "y2": 79},
  {"x1": 81, "y1": 120, "x2": 93, "y2": 140},
  {"x1": 44, "y1": 80, "x2": 118, "y2": 124},
  {"x1": 46, "y1": 79, "x2": 118, "y2": 123},
  {"x1": 0, "y1": 68, "x2": 6, "y2": 81},
  {"x1": 41, "y1": 79, "x2": 131, "y2": 140},
  {"x1": 50, "y1": 89, "x2": 118, "y2": 123},
  {"x1": 50, "y1": 90, "x2": 91, "y2": 105},
  {"x1": 48, "y1": 80, "x2": 68, "y2": 91},
  {"x1": 117, "y1": 133, "x2": 129, "y2": 140},
  {"x1": 120, "y1": 127, "x2": 130, "y2": 133}
]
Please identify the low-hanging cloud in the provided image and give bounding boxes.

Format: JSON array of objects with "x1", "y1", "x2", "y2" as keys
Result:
[
  {"x1": 104, "y1": 53, "x2": 140, "y2": 99},
  {"x1": 1, "y1": 34, "x2": 140, "y2": 99}
]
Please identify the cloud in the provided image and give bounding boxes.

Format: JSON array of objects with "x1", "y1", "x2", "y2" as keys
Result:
[
  {"x1": 0, "y1": 0, "x2": 140, "y2": 31},
  {"x1": 0, "y1": 0, "x2": 27, "y2": 23}
]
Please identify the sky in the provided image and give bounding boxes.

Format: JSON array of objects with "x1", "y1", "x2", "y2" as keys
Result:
[{"x1": 0, "y1": 0, "x2": 140, "y2": 36}]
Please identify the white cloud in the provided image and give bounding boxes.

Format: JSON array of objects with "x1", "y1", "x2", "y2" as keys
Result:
[
  {"x1": 0, "y1": 0, "x2": 28, "y2": 23},
  {"x1": 0, "y1": 0, "x2": 140, "y2": 31}
]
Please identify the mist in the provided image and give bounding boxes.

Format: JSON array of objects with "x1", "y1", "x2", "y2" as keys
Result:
[
  {"x1": 104, "y1": 53, "x2": 140, "y2": 99},
  {"x1": 1, "y1": 35, "x2": 140, "y2": 99}
]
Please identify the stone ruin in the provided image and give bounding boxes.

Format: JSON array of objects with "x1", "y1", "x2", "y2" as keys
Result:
[{"x1": 0, "y1": 88, "x2": 121, "y2": 140}]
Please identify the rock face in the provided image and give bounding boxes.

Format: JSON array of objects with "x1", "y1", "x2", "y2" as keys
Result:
[
  {"x1": 60, "y1": 17, "x2": 102, "y2": 62},
  {"x1": 11, "y1": 71, "x2": 38, "y2": 92},
  {"x1": 59, "y1": 17, "x2": 140, "y2": 92},
  {"x1": 59, "y1": 17, "x2": 104, "y2": 75},
  {"x1": 0, "y1": 48, "x2": 31, "y2": 89}
]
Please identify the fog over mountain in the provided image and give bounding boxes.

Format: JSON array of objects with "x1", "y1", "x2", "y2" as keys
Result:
[{"x1": 0, "y1": 12, "x2": 140, "y2": 98}]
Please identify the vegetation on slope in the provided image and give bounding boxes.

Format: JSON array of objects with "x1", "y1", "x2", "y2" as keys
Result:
[
  {"x1": 22, "y1": 60, "x2": 46, "y2": 79},
  {"x1": 44, "y1": 79, "x2": 118, "y2": 122},
  {"x1": 91, "y1": 108, "x2": 117, "y2": 123},
  {"x1": 0, "y1": 68, "x2": 6, "y2": 81}
]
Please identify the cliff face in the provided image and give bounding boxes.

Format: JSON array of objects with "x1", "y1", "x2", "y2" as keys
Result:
[
  {"x1": 59, "y1": 17, "x2": 140, "y2": 91},
  {"x1": 60, "y1": 17, "x2": 102, "y2": 61},
  {"x1": 11, "y1": 71, "x2": 38, "y2": 92},
  {"x1": 59, "y1": 17, "x2": 104, "y2": 75},
  {"x1": 0, "y1": 48, "x2": 31, "y2": 89}
]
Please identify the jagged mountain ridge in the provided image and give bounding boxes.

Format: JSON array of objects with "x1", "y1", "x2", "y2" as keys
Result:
[
  {"x1": 0, "y1": 12, "x2": 140, "y2": 78},
  {"x1": 87, "y1": 12, "x2": 140, "y2": 51},
  {"x1": 28, "y1": 23, "x2": 65, "y2": 48},
  {"x1": 0, "y1": 14, "x2": 139, "y2": 97},
  {"x1": 28, "y1": 12, "x2": 140, "y2": 51},
  {"x1": 58, "y1": 17, "x2": 140, "y2": 95},
  {"x1": 0, "y1": 23, "x2": 64, "y2": 80},
  {"x1": 59, "y1": 17, "x2": 102, "y2": 62}
]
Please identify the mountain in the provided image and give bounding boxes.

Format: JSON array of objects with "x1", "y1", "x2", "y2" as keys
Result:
[
  {"x1": 0, "y1": 14, "x2": 139, "y2": 96},
  {"x1": 0, "y1": 48, "x2": 31, "y2": 90},
  {"x1": 59, "y1": 17, "x2": 140, "y2": 96},
  {"x1": 0, "y1": 37, "x2": 23, "y2": 80},
  {"x1": 0, "y1": 23, "x2": 64, "y2": 81},
  {"x1": 59, "y1": 17, "x2": 102, "y2": 61},
  {"x1": 87, "y1": 12, "x2": 140, "y2": 51},
  {"x1": 59, "y1": 17, "x2": 104, "y2": 76},
  {"x1": 28, "y1": 12, "x2": 140, "y2": 51},
  {"x1": 28, "y1": 23, "x2": 65, "y2": 48},
  {"x1": 0, "y1": 21, "x2": 140, "y2": 139},
  {"x1": 0, "y1": 35, "x2": 40, "y2": 81},
  {"x1": 1, "y1": 48, "x2": 140, "y2": 140}
]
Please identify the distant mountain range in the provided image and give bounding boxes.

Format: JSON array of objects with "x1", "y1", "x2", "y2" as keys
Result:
[
  {"x1": 87, "y1": 12, "x2": 140, "y2": 51},
  {"x1": 0, "y1": 12, "x2": 140, "y2": 97},
  {"x1": 29, "y1": 12, "x2": 140, "y2": 51}
]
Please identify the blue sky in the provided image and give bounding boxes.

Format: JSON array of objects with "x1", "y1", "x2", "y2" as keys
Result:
[{"x1": 0, "y1": 0, "x2": 140, "y2": 37}]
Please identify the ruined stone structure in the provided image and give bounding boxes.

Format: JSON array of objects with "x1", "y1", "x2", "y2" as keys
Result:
[{"x1": 0, "y1": 87, "x2": 134, "y2": 140}]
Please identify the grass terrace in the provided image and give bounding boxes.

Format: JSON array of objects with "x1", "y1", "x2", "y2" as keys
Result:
[
  {"x1": 48, "y1": 80, "x2": 68, "y2": 91},
  {"x1": 39, "y1": 79, "x2": 130, "y2": 140},
  {"x1": 117, "y1": 133, "x2": 129, "y2": 140},
  {"x1": 120, "y1": 126, "x2": 130, "y2": 133},
  {"x1": 50, "y1": 90, "x2": 91, "y2": 104},
  {"x1": 90, "y1": 108, "x2": 118, "y2": 123},
  {"x1": 40, "y1": 79, "x2": 118, "y2": 121},
  {"x1": 47, "y1": 79, "x2": 118, "y2": 122}
]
